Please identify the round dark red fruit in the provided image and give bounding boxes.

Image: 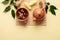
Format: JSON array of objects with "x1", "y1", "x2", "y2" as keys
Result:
[{"x1": 16, "y1": 8, "x2": 29, "y2": 21}]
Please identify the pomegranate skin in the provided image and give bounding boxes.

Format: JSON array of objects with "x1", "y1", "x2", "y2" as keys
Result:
[
  {"x1": 16, "y1": 8, "x2": 29, "y2": 22},
  {"x1": 33, "y1": 8, "x2": 45, "y2": 21}
]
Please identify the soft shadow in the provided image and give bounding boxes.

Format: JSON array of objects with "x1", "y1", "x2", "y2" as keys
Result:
[
  {"x1": 16, "y1": 17, "x2": 46, "y2": 27},
  {"x1": 16, "y1": 20, "x2": 28, "y2": 27},
  {"x1": 34, "y1": 17, "x2": 46, "y2": 27}
]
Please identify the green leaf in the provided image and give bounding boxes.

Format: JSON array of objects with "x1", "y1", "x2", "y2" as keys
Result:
[
  {"x1": 11, "y1": 9, "x2": 15, "y2": 19},
  {"x1": 49, "y1": 5, "x2": 57, "y2": 15},
  {"x1": 45, "y1": 5, "x2": 48, "y2": 13},
  {"x1": 13, "y1": 2, "x2": 17, "y2": 9},
  {"x1": 4, "y1": 6, "x2": 11, "y2": 12},
  {"x1": 50, "y1": 5, "x2": 57, "y2": 10},
  {"x1": 10, "y1": 0, "x2": 17, "y2": 9},
  {"x1": 46, "y1": 2, "x2": 50, "y2": 5},
  {"x1": 49, "y1": 8, "x2": 56, "y2": 15},
  {"x1": 10, "y1": 0, "x2": 14, "y2": 5},
  {"x1": 2, "y1": 0, "x2": 9, "y2": 5}
]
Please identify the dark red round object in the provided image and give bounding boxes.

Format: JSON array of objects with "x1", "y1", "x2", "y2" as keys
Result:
[{"x1": 16, "y1": 8, "x2": 29, "y2": 21}]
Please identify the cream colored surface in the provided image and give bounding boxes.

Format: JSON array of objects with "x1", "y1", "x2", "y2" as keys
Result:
[{"x1": 0, "y1": 0, "x2": 60, "y2": 40}]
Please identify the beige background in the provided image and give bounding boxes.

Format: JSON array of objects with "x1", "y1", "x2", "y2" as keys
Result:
[{"x1": 0, "y1": 0, "x2": 60, "y2": 40}]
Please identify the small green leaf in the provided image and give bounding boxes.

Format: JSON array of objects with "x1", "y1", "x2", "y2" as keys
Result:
[
  {"x1": 13, "y1": 2, "x2": 17, "y2": 9},
  {"x1": 2, "y1": 0, "x2": 9, "y2": 5},
  {"x1": 50, "y1": 5, "x2": 57, "y2": 10},
  {"x1": 45, "y1": 5, "x2": 48, "y2": 13},
  {"x1": 10, "y1": 0, "x2": 17, "y2": 9},
  {"x1": 46, "y1": 2, "x2": 50, "y2": 5},
  {"x1": 10, "y1": 0, "x2": 14, "y2": 5},
  {"x1": 11, "y1": 9, "x2": 15, "y2": 19},
  {"x1": 4, "y1": 6, "x2": 11, "y2": 12},
  {"x1": 49, "y1": 8, "x2": 56, "y2": 15}
]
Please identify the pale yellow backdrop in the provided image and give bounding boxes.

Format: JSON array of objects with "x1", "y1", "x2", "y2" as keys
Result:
[{"x1": 0, "y1": 0, "x2": 60, "y2": 40}]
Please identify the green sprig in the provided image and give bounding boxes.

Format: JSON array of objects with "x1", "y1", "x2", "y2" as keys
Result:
[
  {"x1": 2, "y1": 0, "x2": 17, "y2": 19},
  {"x1": 45, "y1": 2, "x2": 57, "y2": 15}
]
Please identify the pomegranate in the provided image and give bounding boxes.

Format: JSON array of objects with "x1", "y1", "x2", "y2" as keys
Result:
[
  {"x1": 16, "y1": 8, "x2": 29, "y2": 21},
  {"x1": 33, "y1": 8, "x2": 45, "y2": 21}
]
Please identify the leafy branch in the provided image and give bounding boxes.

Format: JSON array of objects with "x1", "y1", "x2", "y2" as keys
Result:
[
  {"x1": 2, "y1": 0, "x2": 58, "y2": 19},
  {"x1": 2, "y1": 0, "x2": 17, "y2": 19},
  {"x1": 45, "y1": 2, "x2": 57, "y2": 15}
]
